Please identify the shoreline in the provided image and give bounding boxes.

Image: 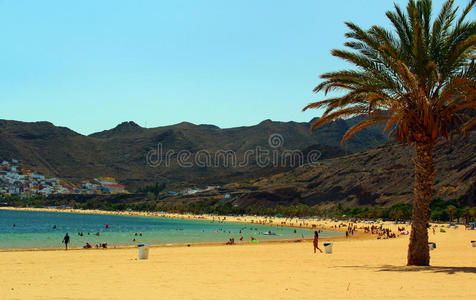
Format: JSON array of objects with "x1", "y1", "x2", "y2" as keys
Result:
[
  {"x1": 0, "y1": 236, "x2": 345, "y2": 253},
  {"x1": 0, "y1": 206, "x2": 354, "y2": 252},
  {"x1": 0, "y1": 206, "x2": 355, "y2": 232}
]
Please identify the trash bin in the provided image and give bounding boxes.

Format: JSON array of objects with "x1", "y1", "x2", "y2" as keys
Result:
[
  {"x1": 324, "y1": 242, "x2": 333, "y2": 254},
  {"x1": 471, "y1": 241, "x2": 476, "y2": 248},
  {"x1": 428, "y1": 242, "x2": 436, "y2": 250},
  {"x1": 138, "y1": 244, "x2": 150, "y2": 260}
]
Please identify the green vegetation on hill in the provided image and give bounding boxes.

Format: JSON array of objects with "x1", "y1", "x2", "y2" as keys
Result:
[{"x1": 2, "y1": 195, "x2": 474, "y2": 223}]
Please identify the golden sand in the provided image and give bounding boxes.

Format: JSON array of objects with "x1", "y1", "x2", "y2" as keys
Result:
[{"x1": 0, "y1": 209, "x2": 475, "y2": 299}]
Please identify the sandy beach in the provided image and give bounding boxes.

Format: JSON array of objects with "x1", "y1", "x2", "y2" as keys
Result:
[{"x1": 0, "y1": 209, "x2": 475, "y2": 299}]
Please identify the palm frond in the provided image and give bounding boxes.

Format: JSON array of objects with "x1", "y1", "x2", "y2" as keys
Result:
[{"x1": 305, "y1": 0, "x2": 476, "y2": 146}]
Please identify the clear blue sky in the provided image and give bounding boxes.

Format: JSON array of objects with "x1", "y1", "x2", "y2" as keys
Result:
[{"x1": 0, "y1": 0, "x2": 470, "y2": 135}]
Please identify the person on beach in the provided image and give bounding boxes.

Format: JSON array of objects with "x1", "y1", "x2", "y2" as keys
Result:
[
  {"x1": 313, "y1": 231, "x2": 322, "y2": 253},
  {"x1": 62, "y1": 233, "x2": 70, "y2": 250}
]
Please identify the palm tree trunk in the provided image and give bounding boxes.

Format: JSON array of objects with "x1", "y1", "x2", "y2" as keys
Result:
[{"x1": 407, "y1": 141, "x2": 435, "y2": 266}]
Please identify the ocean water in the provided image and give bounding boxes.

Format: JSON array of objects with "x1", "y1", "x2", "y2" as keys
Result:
[{"x1": 0, "y1": 210, "x2": 342, "y2": 250}]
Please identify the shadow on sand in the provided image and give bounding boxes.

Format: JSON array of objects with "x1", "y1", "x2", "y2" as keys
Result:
[{"x1": 334, "y1": 265, "x2": 476, "y2": 275}]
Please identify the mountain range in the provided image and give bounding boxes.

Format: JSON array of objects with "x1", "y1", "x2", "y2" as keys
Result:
[
  {"x1": 0, "y1": 117, "x2": 387, "y2": 190},
  {"x1": 1, "y1": 118, "x2": 474, "y2": 207}
]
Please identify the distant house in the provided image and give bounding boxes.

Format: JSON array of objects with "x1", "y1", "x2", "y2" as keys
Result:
[
  {"x1": 94, "y1": 178, "x2": 126, "y2": 194},
  {"x1": 82, "y1": 182, "x2": 97, "y2": 189},
  {"x1": 57, "y1": 187, "x2": 71, "y2": 194},
  {"x1": 38, "y1": 187, "x2": 53, "y2": 195},
  {"x1": 30, "y1": 173, "x2": 45, "y2": 180},
  {"x1": 181, "y1": 188, "x2": 201, "y2": 195},
  {"x1": 102, "y1": 183, "x2": 125, "y2": 193}
]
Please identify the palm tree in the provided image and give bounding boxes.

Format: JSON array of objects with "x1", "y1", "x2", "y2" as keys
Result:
[
  {"x1": 390, "y1": 207, "x2": 404, "y2": 222},
  {"x1": 446, "y1": 204, "x2": 457, "y2": 222},
  {"x1": 470, "y1": 207, "x2": 476, "y2": 223},
  {"x1": 461, "y1": 206, "x2": 471, "y2": 224},
  {"x1": 303, "y1": 0, "x2": 476, "y2": 266}
]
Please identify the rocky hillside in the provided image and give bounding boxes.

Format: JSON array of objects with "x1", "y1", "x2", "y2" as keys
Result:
[
  {"x1": 0, "y1": 117, "x2": 386, "y2": 190},
  {"x1": 226, "y1": 134, "x2": 476, "y2": 208}
]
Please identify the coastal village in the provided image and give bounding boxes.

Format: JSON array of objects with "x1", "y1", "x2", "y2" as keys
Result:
[
  {"x1": 0, "y1": 159, "x2": 127, "y2": 197},
  {"x1": 0, "y1": 159, "x2": 233, "y2": 200}
]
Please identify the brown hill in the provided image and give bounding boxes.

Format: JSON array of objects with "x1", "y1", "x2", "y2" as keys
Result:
[
  {"x1": 0, "y1": 118, "x2": 385, "y2": 190},
  {"x1": 228, "y1": 134, "x2": 476, "y2": 208}
]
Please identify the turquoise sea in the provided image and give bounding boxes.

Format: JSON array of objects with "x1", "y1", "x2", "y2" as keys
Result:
[{"x1": 0, "y1": 210, "x2": 342, "y2": 249}]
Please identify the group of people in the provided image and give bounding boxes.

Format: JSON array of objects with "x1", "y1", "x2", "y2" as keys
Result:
[
  {"x1": 60, "y1": 223, "x2": 325, "y2": 252},
  {"x1": 345, "y1": 223, "x2": 356, "y2": 238},
  {"x1": 82, "y1": 242, "x2": 108, "y2": 249},
  {"x1": 132, "y1": 232, "x2": 143, "y2": 242},
  {"x1": 76, "y1": 232, "x2": 100, "y2": 236},
  {"x1": 361, "y1": 225, "x2": 398, "y2": 239},
  {"x1": 62, "y1": 233, "x2": 108, "y2": 250},
  {"x1": 377, "y1": 228, "x2": 397, "y2": 239}
]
